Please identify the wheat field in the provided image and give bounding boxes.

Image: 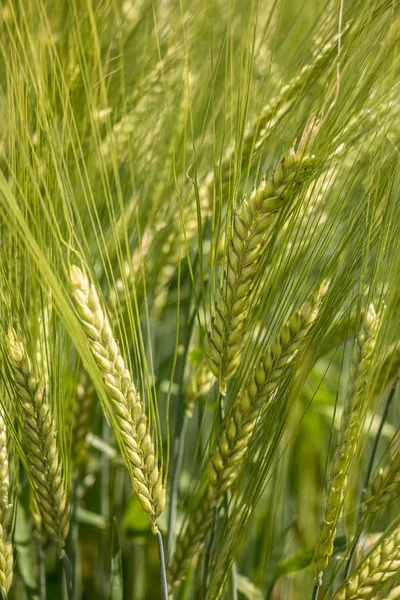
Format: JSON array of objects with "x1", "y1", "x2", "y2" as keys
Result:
[{"x1": 0, "y1": 0, "x2": 400, "y2": 598}]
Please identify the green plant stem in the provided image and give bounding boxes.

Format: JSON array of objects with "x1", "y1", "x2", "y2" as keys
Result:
[
  {"x1": 62, "y1": 553, "x2": 74, "y2": 600},
  {"x1": 344, "y1": 380, "x2": 398, "y2": 579},
  {"x1": 36, "y1": 538, "x2": 46, "y2": 600},
  {"x1": 311, "y1": 584, "x2": 319, "y2": 600},
  {"x1": 166, "y1": 306, "x2": 197, "y2": 561},
  {"x1": 157, "y1": 530, "x2": 168, "y2": 600}
]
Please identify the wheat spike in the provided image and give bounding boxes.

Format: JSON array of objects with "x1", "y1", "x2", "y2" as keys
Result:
[
  {"x1": 72, "y1": 371, "x2": 95, "y2": 473},
  {"x1": 0, "y1": 413, "x2": 13, "y2": 594},
  {"x1": 169, "y1": 281, "x2": 328, "y2": 589},
  {"x1": 313, "y1": 305, "x2": 379, "y2": 585},
  {"x1": 70, "y1": 265, "x2": 165, "y2": 525},
  {"x1": 332, "y1": 523, "x2": 400, "y2": 600},
  {"x1": 362, "y1": 448, "x2": 400, "y2": 519},
  {"x1": 6, "y1": 329, "x2": 70, "y2": 549},
  {"x1": 206, "y1": 144, "x2": 314, "y2": 393},
  {"x1": 168, "y1": 493, "x2": 212, "y2": 589},
  {"x1": 208, "y1": 280, "x2": 329, "y2": 501}
]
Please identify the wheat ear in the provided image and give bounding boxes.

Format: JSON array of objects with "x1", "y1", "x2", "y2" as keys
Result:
[
  {"x1": 313, "y1": 305, "x2": 379, "y2": 585},
  {"x1": 362, "y1": 447, "x2": 400, "y2": 519},
  {"x1": 168, "y1": 493, "x2": 212, "y2": 588},
  {"x1": 332, "y1": 522, "x2": 400, "y2": 600},
  {"x1": 208, "y1": 280, "x2": 329, "y2": 502},
  {"x1": 0, "y1": 413, "x2": 13, "y2": 594},
  {"x1": 206, "y1": 145, "x2": 314, "y2": 393},
  {"x1": 72, "y1": 371, "x2": 95, "y2": 473},
  {"x1": 6, "y1": 329, "x2": 70, "y2": 549},
  {"x1": 169, "y1": 281, "x2": 328, "y2": 589},
  {"x1": 70, "y1": 265, "x2": 165, "y2": 525}
]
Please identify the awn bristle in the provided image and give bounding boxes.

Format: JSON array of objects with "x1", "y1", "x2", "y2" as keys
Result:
[
  {"x1": 206, "y1": 144, "x2": 314, "y2": 393},
  {"x1": 0, "y1": 413, "x2": 13, "y2": 594},
  {"x1": 70, "y1": 265, "x2": 165, "y2": 526},
  {"x1": 313, "y1": 304, "x2": 379, "y2": 585},
  {"x1": 332, "y1": 522, "x2": 400, "y2": 600},
  {"x1": 6, "y1": 329, "x2": 70, "y2": 550},
  {"x1": 201, "y1": 33, "x2": 341, "y2": 211}
]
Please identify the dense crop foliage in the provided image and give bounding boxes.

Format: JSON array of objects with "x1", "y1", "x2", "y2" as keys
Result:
[{"x1": 0, "y1": 0, "x2": 400, "y2": 598}]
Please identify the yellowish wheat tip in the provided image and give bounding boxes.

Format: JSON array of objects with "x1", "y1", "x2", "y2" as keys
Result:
[
  {"x1": 332, "y1": 523, "x2": 400, "y2": 600},
  {"x1": 6, "y1": 329, "x2": 70, "y2": 549},
  {"x1": 0, "y1": 412, "x2": 13, "y2": 594},
  {"x1": 206, "y1": 145, "x2": 314, "y2": 393},
  {"x1": 313, "y1": 304, "x2": 379, "y2": 586},
  {"x1": 70, "y1": 265, "x2": 165, "y2": 524}
]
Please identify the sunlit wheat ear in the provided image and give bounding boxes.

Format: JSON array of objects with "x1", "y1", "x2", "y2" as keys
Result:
[
  {"x1": 201, "y1": 31, "x2": 341, "y2": 211},
  {"x1": 313, "y1": 304, "x2": 379, "y2": 586},
  {"x1": 72, "y1": 370, "x2": 95, "y2": 473},
  {"x1": 208, "y1": 279, "x2": 329, "y2": 502},
  {"x1": 168, "y1": 493, "x2": 212, "y2": 589},
  {"x1": 206, "y1": 144, "x2": 315, "y2": 393},
  {"x1": 6, "y1": 329, "x2": 70, "y2": 551},
  {"x1": 332, "y1": 522, "x2": 400, "y2": 600},
  {"x1": 185, "y1": 359, "x2": 215, "y2": 418},
  {"x1": 70, "y1": 265, "x2": 165, "y2": 526},
  {"x1": 0, "y1": 413, "x2": 13, "y2": 594}
]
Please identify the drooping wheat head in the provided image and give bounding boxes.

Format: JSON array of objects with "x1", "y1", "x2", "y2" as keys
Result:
[
  {"x1": 206, "y1": 144, "x2": 315, "y2": 393},
  {"x1": 70, "y1": 265, "x2": 165, "y2": 527},
  {"x1": 313, "y1": 304, "x2": 379, "y2": 585},
  {"x1": 6, "y1": 329, "x2": 70, "y2": 550},
  {"x1": 0, "y1": 412, "x2": 13, "y2": 595}
]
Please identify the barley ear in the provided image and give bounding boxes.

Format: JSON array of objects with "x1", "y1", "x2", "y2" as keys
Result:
[
  {"x1": 208, "y1": 279, "x2": 329, "y2": 503},
  {"x1": 6, "y1": 328, "x2": 70, "y2": 550},
  {"x1": 332, "y1": 522, "x2": 400, "y2": 600},
  {"x1": 313, "y1": 304, "x2": 379, "y2": 586},
  {"x1": 72, "y1": 371, "x2": 95, "y2": 473},
  {"x1": 0, "y1": 413, "x2": 13, "y2": 595},
  {"x1": 70, "y1": 265, "x2": 165, "y2": 526},
  {"x1": 206, "y1": 145, "x2": 315, "y2": 393}
]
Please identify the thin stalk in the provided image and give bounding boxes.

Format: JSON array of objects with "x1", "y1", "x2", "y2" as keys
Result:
[
  {"x1": 311, "y1": 585, "x2": 320, "y2": 600},
  {"x1": 62, "y1": 553, "x2": 74, "y2": 600},
  {"x1": 166, "y1": 306, "x2": 197, "y2": 560},
  {"x1": 156, "y1": 530, "x2": 168, "y2": 600},
  {"x1": 36, "y1": 538, "x2": 46, "y2": 600},
  {"x1": 344, "y1": 380, "x2": 398, "y2": 579},
  {"x1": 228, "y1": 561, "x2": 238, "y2": 600}
]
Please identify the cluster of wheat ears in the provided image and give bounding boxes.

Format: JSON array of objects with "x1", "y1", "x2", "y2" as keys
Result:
[{"x1": 0, "y1": 0, "x2": 400, "y2": 599}]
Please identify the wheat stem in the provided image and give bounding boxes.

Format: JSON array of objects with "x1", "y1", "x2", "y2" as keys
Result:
[
  {"x1": 6, "y1": 328, "x2": 70, "y2": 549},
  {"x1": 206, "y1": 144, "x2": 315, "y2": 392},
  {"x1": 70, "y1": 265, "x2": 165, "y2": 526},
  {"x1": 313, "y1": 305, "x2": 379, "y2": 587}
]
